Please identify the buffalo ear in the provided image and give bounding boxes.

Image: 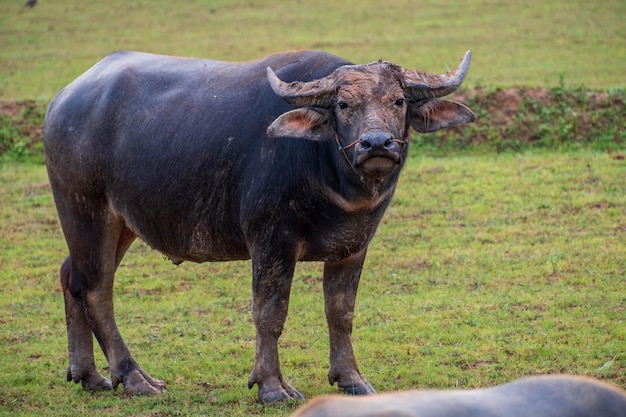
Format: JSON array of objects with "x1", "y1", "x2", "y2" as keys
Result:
[
  {"x1": 267, "y1": 108, "x2": 334, "y2": 141},
  {"x1": 409, "y1": 98, "x2": 476, "y2": 133}
]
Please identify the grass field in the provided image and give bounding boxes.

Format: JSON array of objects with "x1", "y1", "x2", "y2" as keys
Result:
[
  {"x1": 1, "y1": 152, "x2": 625, "y2": 416},
  {"x1": 1, "y1": 0, "x2": 625, "y2": 100},
  {"x1": 1, "y1": 0, "x2": 625, "y2": 416}
]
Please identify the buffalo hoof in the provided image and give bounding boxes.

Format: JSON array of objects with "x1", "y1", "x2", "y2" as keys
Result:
[
  {"x1": 259, "y1": 384, "x2": 305, "y2": 403},
  {"x1": 339, "y1": 380, "x2": 377, "y2": 395},
  {"x1": 331, "y1": 373, "x2": 376, "y2": 396},
  {"x1": 66, "y1": 366, "x2": 113, "y2": 392},
  {"x1": 121, "y1": 368, "x2": 166, "y2": 396},
  {"x1": 250, "y1": 376, "x2": 305, "y2": 403}
]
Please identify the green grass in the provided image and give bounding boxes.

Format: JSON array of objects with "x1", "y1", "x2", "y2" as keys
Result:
[
  {"x1": 1, "y1": 152, "x2": 624, "y2": 416},
  {"x1": 1, "y1": 0, "x2": 625, "y2": 415},
  {"x1": 1, "y1": 0, "x2": 625, "y2": 100}
]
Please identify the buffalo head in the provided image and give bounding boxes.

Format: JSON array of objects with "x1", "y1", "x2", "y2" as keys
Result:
[{"x1": 267, "y1": 51, "x2": 475, "y2": 180}]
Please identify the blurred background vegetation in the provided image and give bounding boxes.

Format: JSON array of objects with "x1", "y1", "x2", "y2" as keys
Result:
[
  {"x1": 1, "y1": 0, "x2": 625, "y2": 99},
  {"x1": 1, "y1": 0, "x2": 625, "y2": 162}
]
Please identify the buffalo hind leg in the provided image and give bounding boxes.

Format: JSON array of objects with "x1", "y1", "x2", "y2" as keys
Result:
[
  {"x1": 61, "y1": 256, "x2": 112, "y2": 391},
  {"x1": 323, "y1": 250, "x2": 376, "y2": 395},
  {"x1": 247, "y1": 251, "x2": 304, "y2": 403},
  {"x1": 59, "y1": 209, "x2": 165, "y2": 395}
]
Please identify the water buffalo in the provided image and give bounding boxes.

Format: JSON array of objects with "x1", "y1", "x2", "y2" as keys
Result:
[
  {"x1": 289, "y1": 375, "x2": 626, "y2": 417},
  {"x1": 44, "y1": 49, "x2": 475, "y2": 403}
]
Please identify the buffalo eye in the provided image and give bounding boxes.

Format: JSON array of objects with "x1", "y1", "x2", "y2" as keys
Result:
[
  {"x1": 337, "y1": 101, "x2": 349, "y2": 110},
  {"x1": 394, "y1": 98, "x2": 405, "y2": 107}
]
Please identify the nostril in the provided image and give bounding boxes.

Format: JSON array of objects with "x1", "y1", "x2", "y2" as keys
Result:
[
  {"x1": 359, "y1": 140, "x2": 372, "y2": 150},
  {"x1": 384, "y1": 139, "x2": 394, "y2": 149}
]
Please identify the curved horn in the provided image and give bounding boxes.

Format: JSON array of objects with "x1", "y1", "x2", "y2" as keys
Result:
[
  {"x1": 267, "y1": 67, "x2": 337, "y2": 108},
  {"x1": 402, "y1": 50, "x2": 472, "y2": 100}
]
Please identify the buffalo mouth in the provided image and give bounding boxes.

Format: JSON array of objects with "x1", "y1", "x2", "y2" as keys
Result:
[{"x1": 355, "y1": 152, "x2": 401, "y2": 178}]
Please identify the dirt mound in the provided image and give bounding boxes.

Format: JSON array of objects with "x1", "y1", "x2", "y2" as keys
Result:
[
  {"x1": 1, "y1": 87, "x2": 624, "y2": 159},
  {"x1": 0, "y1": 100, "x2": 45, "y2": 157},
  {"x1": 434, "y1": 86, "x2": 625, "y2": 152}
]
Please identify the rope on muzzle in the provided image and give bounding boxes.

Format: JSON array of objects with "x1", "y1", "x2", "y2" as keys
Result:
[{"x1": 334, "y1": 132, "x2": 407, "y2": 176}]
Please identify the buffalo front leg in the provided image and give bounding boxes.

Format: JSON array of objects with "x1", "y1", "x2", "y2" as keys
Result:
[
  {"x1": 247, "y1": 253, "x2": 304, "y2": 403},
  {"x1": 323, "y1": 250, "x2": 376, "y2": 395}
]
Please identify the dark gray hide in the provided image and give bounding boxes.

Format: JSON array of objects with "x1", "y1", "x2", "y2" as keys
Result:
[{"x1": 44, "y1": 50, "x2": 475, "y2": 403}]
